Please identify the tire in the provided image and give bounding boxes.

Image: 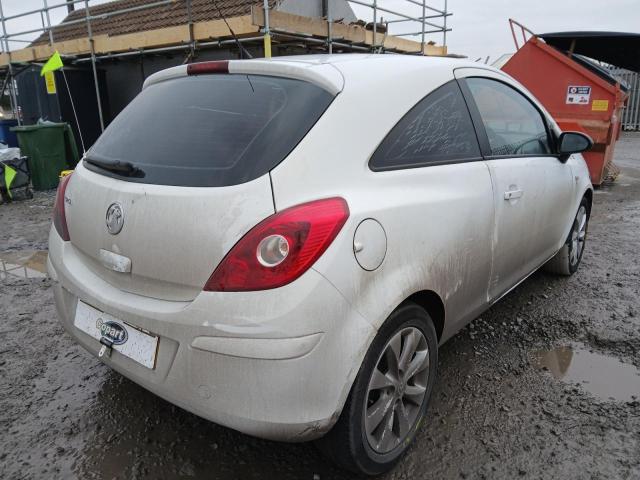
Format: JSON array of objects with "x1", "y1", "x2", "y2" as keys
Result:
[
  {"x1": 544, "y1": 197, "x2": 590, "y2": 276},
  {"x1": 316, "y1": 303, "x2": 438, "y2": 475}
]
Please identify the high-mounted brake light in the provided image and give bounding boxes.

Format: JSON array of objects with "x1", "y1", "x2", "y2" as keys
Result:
[
  {"x1": 53, "y1": 173, "x2": 72, "y2": 241},
  {"x1": 187, "y1": 60, "x2": 229, "y2": 75},
  {"x1": 204, "y1": 198, "x2": 349, "y2": 292}
]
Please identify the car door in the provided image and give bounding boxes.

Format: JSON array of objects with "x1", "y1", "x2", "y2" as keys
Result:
[{"x1": 455, "y1": 69, "x2": 574, "y2": 301}]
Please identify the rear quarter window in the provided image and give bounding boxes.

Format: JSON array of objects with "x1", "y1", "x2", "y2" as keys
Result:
[
  {"x1": 369, "y1": 80, "x2": 481, "y2": 170},
  {"x1": 85, "y1": 75, "x2": 334, "y2": 187}
]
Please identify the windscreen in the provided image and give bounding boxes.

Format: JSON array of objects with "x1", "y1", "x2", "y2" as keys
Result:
[{"x1": 85, "y1": 74, "x2": 334, "y2": 187}]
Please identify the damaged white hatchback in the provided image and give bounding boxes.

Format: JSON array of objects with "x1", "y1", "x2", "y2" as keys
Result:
[{"x1": 48, "y1": 54, "x2": 593, "y2": 475}]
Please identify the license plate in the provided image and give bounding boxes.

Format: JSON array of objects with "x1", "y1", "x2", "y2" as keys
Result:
[{"x1": 74, "y1": 301, "x2": 158, "y2": 369}]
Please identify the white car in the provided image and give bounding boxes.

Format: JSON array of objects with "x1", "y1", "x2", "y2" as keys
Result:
[{"x1": 48, "y1": 54, "x2": 593, "y2": 475}]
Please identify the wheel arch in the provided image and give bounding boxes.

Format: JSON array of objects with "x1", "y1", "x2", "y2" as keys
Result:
[
  {"x1": 401, "y1": 290, "x2": 445, "y2": 342},
  {"x1": 583, "y1": 188, "x2": 593, "y2": 215}
]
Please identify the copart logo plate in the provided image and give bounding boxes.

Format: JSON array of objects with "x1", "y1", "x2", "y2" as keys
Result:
[{"x1": 96, "y1": 318, "x2": 128, "y2": 345}]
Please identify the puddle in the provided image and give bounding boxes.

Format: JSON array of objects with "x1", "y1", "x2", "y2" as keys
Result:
[
  {"x1": 0, "y1": 250, "x2": 48, "y2": 279},
  {"x1": 532, "y1": 345, "x2": 640, "y2": 402}
]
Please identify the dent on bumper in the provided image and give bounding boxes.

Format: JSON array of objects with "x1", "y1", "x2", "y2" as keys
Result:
[{"x1": 48, "y1": 231, "x2": 375, "y2": 441}]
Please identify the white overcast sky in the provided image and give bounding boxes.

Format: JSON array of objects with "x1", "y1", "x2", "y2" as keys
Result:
[{"x1": 3, "y1": 0, "x2": 639, "y2": 62}]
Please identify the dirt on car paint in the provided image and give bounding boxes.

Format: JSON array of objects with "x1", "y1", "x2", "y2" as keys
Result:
[{"x1": 1, "y1": 134, "x2": 639, "y2": 480}]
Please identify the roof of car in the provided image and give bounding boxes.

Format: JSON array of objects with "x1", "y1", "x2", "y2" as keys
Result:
[
  {"x1": 261, "y1": 53, "x2": 473, "y2": 66},
  {"x1": 238, "y1": 54, "x2": 500, "y2": 80},
  {"x1": 144, "y1": 54, "x2": 496, "y2": 95}
]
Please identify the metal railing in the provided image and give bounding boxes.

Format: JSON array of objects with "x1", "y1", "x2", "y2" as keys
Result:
[
  {"x1": 0, "y1": 0, "x2": 451, "y2": 126},
  {"x1": 609, "y1": 68, "x2": 640, "y2": 131},
  {"x1": 346, "y1": 0, "x2": 450, "y2": 54}
]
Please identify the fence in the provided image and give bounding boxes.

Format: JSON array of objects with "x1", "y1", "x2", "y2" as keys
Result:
[{"x1": 610, "y1": 67, "x2": 640, "y2": 131}]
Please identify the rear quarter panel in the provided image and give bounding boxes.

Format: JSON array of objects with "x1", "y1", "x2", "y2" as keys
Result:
[{"x1": 271, "y1": 57, "x2": 495, "y2": 341}]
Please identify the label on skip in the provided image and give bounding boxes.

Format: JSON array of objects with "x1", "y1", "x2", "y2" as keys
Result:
[
  {"x1": 592, "y1": 99, "x2": 609, "y2": 111},
  {"x1": 566, "y1": 85, "x2": 591, "y2": 105}
]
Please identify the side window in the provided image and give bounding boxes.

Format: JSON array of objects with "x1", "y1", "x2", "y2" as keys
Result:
[
  {"x1": 465, "y1": 77, "x2": 551, "y2": 156},
  {"x1": 369, "y1": 80, "x2": 481, "y2": 170}
]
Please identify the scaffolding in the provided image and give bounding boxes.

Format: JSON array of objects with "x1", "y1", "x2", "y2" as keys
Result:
[{"x1": 0, "y1": 0, "x2": 451, "y2": 128}]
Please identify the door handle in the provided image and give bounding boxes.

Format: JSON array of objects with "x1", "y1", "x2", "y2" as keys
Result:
[{"x1": 504, "y1": 189, "x2": 523, "y2": 200}]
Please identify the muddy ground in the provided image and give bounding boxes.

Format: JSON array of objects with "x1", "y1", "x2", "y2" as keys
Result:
[{"x1": 1, "y1": 134, "x2": 639, "y2": 480}]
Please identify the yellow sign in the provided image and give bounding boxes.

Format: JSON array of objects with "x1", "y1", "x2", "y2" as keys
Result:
[
  {"x1": 592, "y1": 99, "x2": 609, "y2": 112},
  {"x1": 44, "y1": 70, "x2": 57, "y2": 95}
]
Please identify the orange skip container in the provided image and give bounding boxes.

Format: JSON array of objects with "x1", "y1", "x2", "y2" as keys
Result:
[{"x1": 502, "y1": 26, "x2": 628, "y2": 185}]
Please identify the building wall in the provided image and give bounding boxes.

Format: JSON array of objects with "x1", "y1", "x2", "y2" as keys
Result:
[
  {"x1": 15, "y1": 64, "x2": 108, "y2": 153},
  {"x1": 277, "y1": 0, "x2": 356, "y2": 22}
]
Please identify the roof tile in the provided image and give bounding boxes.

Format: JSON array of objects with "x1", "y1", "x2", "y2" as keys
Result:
[{"x1": 32, "y1": 0, "x2": 276, "y2": 45}]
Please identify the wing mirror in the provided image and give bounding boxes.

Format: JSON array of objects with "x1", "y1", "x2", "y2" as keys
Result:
[{"x1": 558, "y1": 131, "x2": 593, "y2": 159}]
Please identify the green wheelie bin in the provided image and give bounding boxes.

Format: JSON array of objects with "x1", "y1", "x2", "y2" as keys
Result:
[{"x1": 11, "y1": 122, "x2": 80, "y2": 190}]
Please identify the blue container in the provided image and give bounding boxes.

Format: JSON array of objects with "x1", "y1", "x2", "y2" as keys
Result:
[{"x1": 0, "y1": 119, "x2": 19, "y2": 147}]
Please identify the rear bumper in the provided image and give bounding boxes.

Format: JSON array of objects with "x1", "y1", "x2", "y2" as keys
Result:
[{"x1": 48, "y1": 228, "x2": 374, "y2": 441}]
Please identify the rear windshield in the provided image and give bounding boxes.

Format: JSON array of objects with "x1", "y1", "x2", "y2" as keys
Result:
[{"x1": 85, "y1": 74, "x2": 334, "y2": 187}]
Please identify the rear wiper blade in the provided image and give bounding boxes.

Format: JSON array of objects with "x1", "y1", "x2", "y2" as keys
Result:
[{"x1": 85, "y1": 157, "x2": 145, "y2": 177}]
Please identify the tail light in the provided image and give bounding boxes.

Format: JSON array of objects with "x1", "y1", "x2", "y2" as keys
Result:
[
  {"x1": 53, "y1": 174, "x2": 72, "y2": 241},
  {"x1": 204, "y1": 198, "x2": 349, "y2": 292}
]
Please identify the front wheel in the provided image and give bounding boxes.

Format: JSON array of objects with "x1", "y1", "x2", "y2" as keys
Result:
[
  {"x1": 316, "y1": 303, "x2": 438, "y2": 475},
  {"x1": 544, "y1": 197, "x2": 590, "y2": 276}
]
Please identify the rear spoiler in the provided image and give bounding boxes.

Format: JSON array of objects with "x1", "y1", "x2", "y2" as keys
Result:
[{"x1": 143, "y1": 59, "x2": 344, "y2": 95}]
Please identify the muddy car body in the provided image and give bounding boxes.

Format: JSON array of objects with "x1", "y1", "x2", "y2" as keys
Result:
[{"x1": 48, "y1": 54, "x2": 593, "y2": 474}]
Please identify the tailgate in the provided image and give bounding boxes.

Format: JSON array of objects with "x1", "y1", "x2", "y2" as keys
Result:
[{"x1": 64, "y1": 163, "x2": 274, "y2": 301}]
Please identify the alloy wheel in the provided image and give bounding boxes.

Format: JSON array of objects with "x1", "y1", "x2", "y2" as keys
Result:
[
  {"x1": 570, "y1": 205, "x2": 587, "y2": 266},
  {"x1": 364, "y1": 326, "x2": 430, "y2": 454}
]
